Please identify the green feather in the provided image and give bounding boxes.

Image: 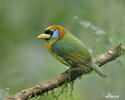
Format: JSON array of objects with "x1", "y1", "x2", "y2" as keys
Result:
[
  {"x1": 50, "y1": 32, "x2": 91, "y2": 66},
  {"x1": 47, "y1": 31, "x2": 106, "y2": 77}
]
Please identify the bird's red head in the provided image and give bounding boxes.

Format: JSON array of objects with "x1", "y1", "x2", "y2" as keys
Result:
[
  {"x1": 37, "y1": 25, "x2": 67, "y2": 40},
  {"x1": 45, "y1": 25, "x2": 66, "y2": 39}
]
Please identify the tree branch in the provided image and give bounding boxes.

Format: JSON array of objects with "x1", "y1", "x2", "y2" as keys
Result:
[{"x1": 5, "y1": 43, "x2": 125, "y2": 100}]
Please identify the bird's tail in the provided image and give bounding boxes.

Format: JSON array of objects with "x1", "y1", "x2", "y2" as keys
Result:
[{"x1": 91, "y1": 61, "x2": 107, "y2": 78}]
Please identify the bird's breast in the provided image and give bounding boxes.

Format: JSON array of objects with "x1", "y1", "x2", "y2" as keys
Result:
[{"x1": 45, "y1": 44, "x2": 52, "y2": 52}]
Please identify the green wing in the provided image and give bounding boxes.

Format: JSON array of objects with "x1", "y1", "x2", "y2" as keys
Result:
[{"x1": 51, "y1": 33, "x2": 92, "y2": 68}]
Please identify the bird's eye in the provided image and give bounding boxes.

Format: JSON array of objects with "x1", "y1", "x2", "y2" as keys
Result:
[{"x1": 44, "y1": 30, "x2": 53, "y2": 35}]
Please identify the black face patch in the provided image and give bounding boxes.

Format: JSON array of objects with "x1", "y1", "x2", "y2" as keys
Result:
[
  {"x1": 44, "y1": 30, "x2": 53, "y2": 35},
  {"x1": 44, "y1": 30, "x2": 53, "y2": 41}
]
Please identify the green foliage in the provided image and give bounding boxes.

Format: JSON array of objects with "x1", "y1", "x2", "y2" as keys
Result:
[
  {"x1": 0, "y1": 88, "x2": 12, "y2": 100},
  {"x1": 119, "y1": 44, "x2": 125, "y2": 55}
]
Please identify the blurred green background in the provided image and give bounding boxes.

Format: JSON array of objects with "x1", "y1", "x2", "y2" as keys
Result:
[{"x1": 0, "y1": 0, "x2": 125, "y2": 100}]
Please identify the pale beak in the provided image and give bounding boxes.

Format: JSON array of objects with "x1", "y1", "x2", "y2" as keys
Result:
[{"x1": 37, "y1": 33, "x2": 51, "y2": 39}]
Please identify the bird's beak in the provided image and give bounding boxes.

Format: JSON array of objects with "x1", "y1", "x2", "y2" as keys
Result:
[{"x1": 37, "y1": 33, "x2": 51, "y2": 39}]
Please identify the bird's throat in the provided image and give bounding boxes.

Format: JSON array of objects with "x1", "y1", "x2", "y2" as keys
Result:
[
  {"x1": 45, "y1": 37, "x2": 59, "y2": 51},
  {"x1": 45, "y1": 44, "x2": 52, "y2": 51}
]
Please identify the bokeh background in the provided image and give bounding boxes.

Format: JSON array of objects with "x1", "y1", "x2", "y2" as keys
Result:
[{"x1": 0, "y1": 0, "x2": 125, "y2": 100}]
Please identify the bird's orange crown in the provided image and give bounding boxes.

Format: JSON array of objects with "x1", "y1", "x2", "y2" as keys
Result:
[{"x1": 45, "y1": 25, "x2": 67, "y2": 39}]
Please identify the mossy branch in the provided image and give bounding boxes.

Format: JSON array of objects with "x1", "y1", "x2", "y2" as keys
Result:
[{"x1": 5, "y1": 43, "x2": 125, "y2": 100}]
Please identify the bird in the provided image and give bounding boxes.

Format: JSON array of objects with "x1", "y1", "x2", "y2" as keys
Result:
[{"x1": 37, "y1": 25, "x2": 106, "y2": 77}]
